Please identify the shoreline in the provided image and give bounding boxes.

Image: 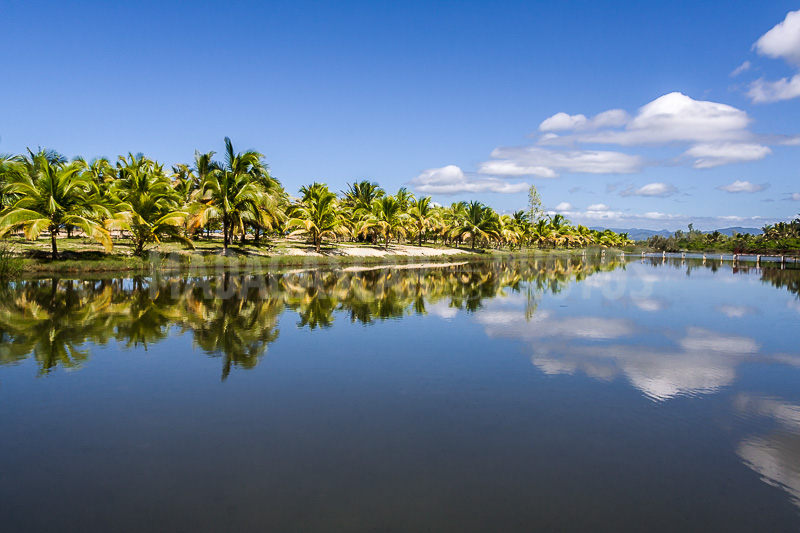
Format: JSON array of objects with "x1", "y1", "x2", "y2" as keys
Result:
[{"x1": 0, "y1": 238, "x2": 620, "y2": 278}]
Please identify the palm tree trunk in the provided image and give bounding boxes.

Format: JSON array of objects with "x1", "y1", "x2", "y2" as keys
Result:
[
  {"x1": 50, "y1": 228, "x2": 59, "y2": 260},
  {"x1": 222, "y1": 219, "x2": 229, "y2": 253},
  {"x1": 472, "y1": 234, "x2": 476, "y2": 250},
  {"x1": 315, "y1": 234, "x2": 321, "y2": 253}
]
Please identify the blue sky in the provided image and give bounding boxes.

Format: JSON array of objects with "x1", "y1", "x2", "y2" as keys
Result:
[{"x1": 1, "y1": 0, "x2": 799, "y2": 230}]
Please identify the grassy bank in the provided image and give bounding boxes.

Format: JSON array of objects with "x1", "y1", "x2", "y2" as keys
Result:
[{"x1": 0, "y1": 235, "x2": 640, "y2": 279}]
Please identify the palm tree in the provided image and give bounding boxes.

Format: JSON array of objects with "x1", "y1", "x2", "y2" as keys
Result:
[
  {"x1": 287, "y1": 182, "x2": 350, "y2": 253},
  {"x1": 342, "y1": 180, "x2": 385, "y2": 213},
  {"x1": 106, "y1": 153, "x2": 193, "y2": 255},
  {"x1": 394, "y1": 187, "x2": 415, "y2": 212},
  {"x1": 250, "y1": 162, "x2": 286, "y2": 244},
  {"x1": 0, "y1": 149, "x2": 111, "y2": 259},
  {"x1": 0, "y1": 153, "x2": 25, "y2": 209},
  {"x1": 408, "y1": 195, "x2": 438, "y2": 246},
  {"x1": 342, "y1": 180, "x2": 385, "y2": 243},
  {"x1": 451, "y1": 201, "x2": 500, "y2": 250},
  {"x1": 531, "y1": 219, "x2": 554, "y2": 248},
  {"x1": 441, "y1": 202, "x2": 467, "y2": 246},
  {"x1": 368, "y1": 195, "x2": 409, "y2": 250},
  {"x1": 189, "y1": 138, "x2": 267, "y2": 253}
]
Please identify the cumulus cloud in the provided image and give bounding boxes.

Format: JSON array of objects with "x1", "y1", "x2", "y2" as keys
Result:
[
  {"x1": 620, "y1": 182, "x2": 678, "y2": 197},
  {"x1": 539, "y1": 109, "x2": 629, "y2": 132},
  {"x1": 730, "y1": 61, "x2": 751, "y2": 77},
  {"x1": 554, "y1": 202, "x2": 573, "y2": 211},
  {"x1": 557, "y1": 92, "x2": 752, "y2": 146},
  {"x1": 717, "y1": 180, "x2": 769, "y2": 193},
  {"x1": 754, "y1": 10, "x2": 800, "y2": 66},
  {"x1": 587, "y1": 203, "x2": 609, "y2": 211},
  {"x1": 748, "y1": 10, "x2": 800, "y2": 103},
  {"x1": 539, "y1": 112, "x2": 588, "y2": 132},
  {"x1": 685, "y1": 142, "x2": 772, "y2": 168},
  {"x1": 408, "y1": 165, "x2": 529, "y2": 195},
  {"x1": 792, "y1": 192, "x2": 800, "y2": 201},
  {"x1": 747, "y1": 75, "x2": 800, "y2": 103},
  {"x1": 538, "y1": 93, "x2": 771, "y2": 169},
  {"x1": 542, "y1": 207, "x2": 775, "y2": 231},
  {"x1": 478, "y1": 146, "x2": 643, "y2": 177}
]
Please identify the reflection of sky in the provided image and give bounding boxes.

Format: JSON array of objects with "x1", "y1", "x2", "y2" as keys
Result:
[{"x1": 473, "y1": 262, "x2": 800, "y2": 401}]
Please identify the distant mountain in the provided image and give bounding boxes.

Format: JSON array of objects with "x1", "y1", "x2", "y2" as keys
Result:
[
  {"x1": 589, "y1": 226, "x2": 763, "y2": 241},
  {"x1": 716, "y1": 226, "x2": 762, "y2": 237},
  {"x1": 589, "y1": 227, "x2": 671, "y2": 241}
]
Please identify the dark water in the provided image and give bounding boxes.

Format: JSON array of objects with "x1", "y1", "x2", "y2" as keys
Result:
[{"x1": 1, "y1": 255, "x2": 799, "y2": 532}]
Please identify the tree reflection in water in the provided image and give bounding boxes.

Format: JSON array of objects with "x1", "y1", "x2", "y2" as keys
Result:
[
  {"x1": 3, "y1": 255, "x2": 794, "y2": 379},
  {"x1": 0, "y1": 256, "x2": 608, "y2": 377}
]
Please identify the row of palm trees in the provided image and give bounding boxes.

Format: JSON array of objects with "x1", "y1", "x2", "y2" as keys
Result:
[{"x1": 0, "y1": 139, "x2": 633, "y2": 259}]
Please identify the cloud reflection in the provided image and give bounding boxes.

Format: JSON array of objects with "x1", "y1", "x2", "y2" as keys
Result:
[
  {"x1": 479, "y1": 304, "x2": 762, "y2": 400},
  {"x1": 735, "y1": 394, "x2": 800, "y2": 509}
]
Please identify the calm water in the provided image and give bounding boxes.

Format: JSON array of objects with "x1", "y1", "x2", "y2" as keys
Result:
[{"x1": 1, "y1": 255, "x2": 799, "y2": 532}]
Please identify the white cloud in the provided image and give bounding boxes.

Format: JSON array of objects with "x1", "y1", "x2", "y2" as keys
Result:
[
  {"x1": 730, "y1": 61, "x2": 751, "y2": 77},
  {"x1": 539, "y1": 109, "x2": 629, "y2": 132},
  {"x1": 717, "y1": 180, "x2": 769, "y2": 193},
  {"x1": 554, "y1": 202, "x2": 573, "y2": 211},
  {"x1": 620, "y1": 182, "x2": 678, "y2": 197},
  {"x1": 587, "y1": 203, "x2": 609, "y2": 211},
  {"x1": 543, "y1": 208, "x2": 776, "y2": 231},
  {"x1": 639, "y1": 211, "x2": 686, "y2": 221},
  {"x1": 747, "y1": 11, "x2": 800, "y2": 103},
  {"x1": 409, "y1": 165, "x2": 529, "y2": 195},
  {"x1": 747, "y1": 75, "x2": 800, "y2": 103},
  {"x1": 539, "y1": 112, "x2": 588, "y2": 131},
  {"x1": 479, "y1": 146, "x2": 643, "y2": 177},
  {"x1": 754, "y1": 10, "x2": 800, "y2": 66},
  {"x1": 570, "y1": 92, "x2": 752, "y2": 146},
  {"x1": 792, "y1": 192, "x2": 800, "y2": 201},
  {"x1": 685, "y1": 142, "x2": 772, "y2": 168}
]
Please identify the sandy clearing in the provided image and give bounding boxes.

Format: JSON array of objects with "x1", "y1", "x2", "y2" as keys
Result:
[
  {"x1": 340, "y1": 261, "x2": 469, "y2": 272},
  {"x1": 280, "y1": 243, "x2": 474, "y2": 258}
]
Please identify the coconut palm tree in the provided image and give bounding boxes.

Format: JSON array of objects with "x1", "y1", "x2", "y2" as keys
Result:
[
  {"x1": 0, "y1": 153, "x2": 25, "y2": 209},
  {"x1": 287, "y1": 182, "x2": 350, "y2": 253},
  {"x1": 368, "y1": 195, "x2": 410, "y2": 250},
  {"x1": 408, "y1": 195, "x2": 439, "y2": 246},
  {"x1": 189, "y1": 138, "x2": 267, "y2": 253},
  {"x1": 394, "y1": 187, "x2": 415, "y2": 212},
  {"x1": 441, "y1": 202, "x2": 467, "y2": 246},
  {"x1": 451, "y1": 201, "x2": 500, "y2": 250},
  {"x1": 106, "y1": 153, "x2": 193, "y2": 255},
  {"x1": 531, "y1": 219, "x2": 555, "y2": 249},
  {"x1": 0, "y1": 149, "x2": 111, "y2": 259},
  {"x1": 342, "y1": 180, "x2": 385, "y2": 213}
]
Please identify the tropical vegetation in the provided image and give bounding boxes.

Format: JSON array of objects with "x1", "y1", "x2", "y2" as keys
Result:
[
  {"x1": 0, "y1": 140, "x2": 641, "y2": 261},
  {"x1": 647, "y1": 221, "x2": 800, "y2": 254}
]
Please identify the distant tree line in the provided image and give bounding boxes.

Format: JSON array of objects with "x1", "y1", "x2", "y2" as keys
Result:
[{"x1": 647, "y1": 221, "x2": 800, "y2": 254}]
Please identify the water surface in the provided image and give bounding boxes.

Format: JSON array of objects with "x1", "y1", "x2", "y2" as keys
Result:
[{"x1": 1, "y1": 255, "x2": 799, "y2": 531}]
